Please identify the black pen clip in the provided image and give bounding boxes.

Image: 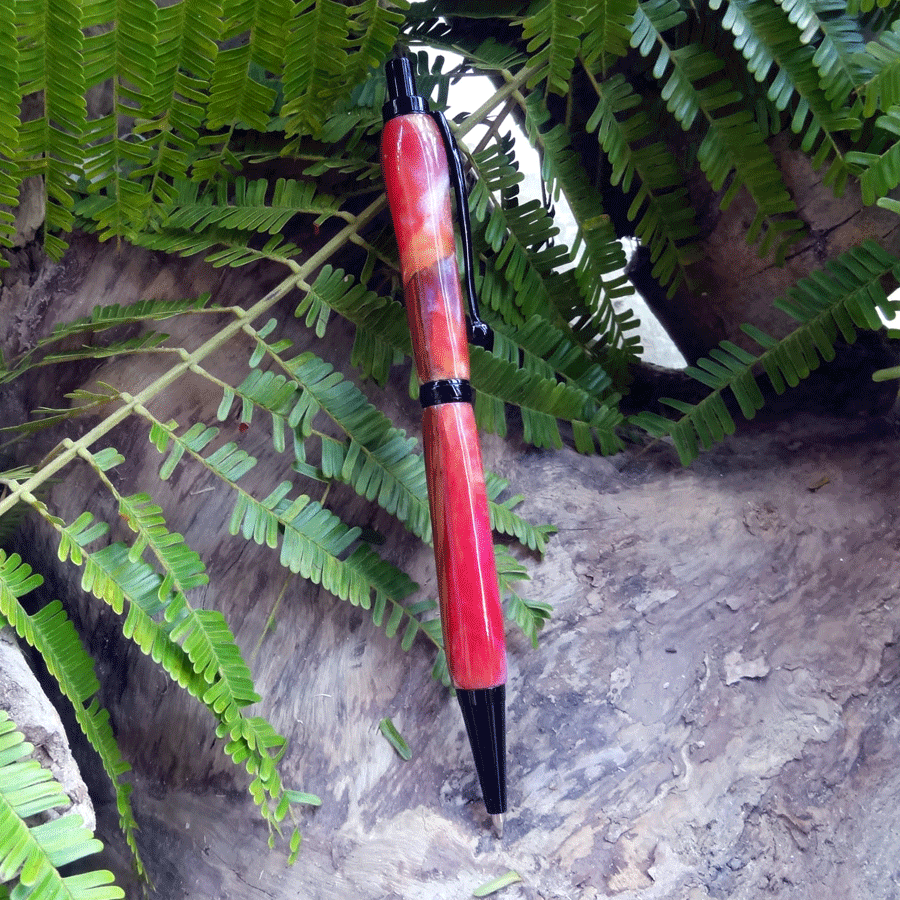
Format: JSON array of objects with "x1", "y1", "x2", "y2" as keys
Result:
[
  {"x1": 384, "y1": 56, "x2": 494, "y2": 352},
  {"x1": 431, "y1": 109, "x2": 494, "y2": 352}
]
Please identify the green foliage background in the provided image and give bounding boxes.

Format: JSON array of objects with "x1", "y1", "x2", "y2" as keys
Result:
[{"x1": 1, "y1": 0, "x2": 900, "y2": 893}]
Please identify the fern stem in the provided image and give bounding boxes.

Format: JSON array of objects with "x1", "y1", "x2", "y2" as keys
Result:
[
  {"x1": 0, "y1": 61, "x2": 532, "y2": 520},
  {"x1": 470, "y1": 97, "x2": 516, "y2": 156},
  {"x1": 250, "y1": 574, "x2": 293, "y2": 663},
  {"x1": 454, "y1": 63, "x2": 542, "y2": 140},
  {"x1": 0, "y1": 197, "x2": 390, "y2": 520},
  {"x1": 348, "y1": 233, "x2": 397, "y2": 268}
]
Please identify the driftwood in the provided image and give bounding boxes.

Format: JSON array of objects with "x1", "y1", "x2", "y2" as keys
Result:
[{"x1": 3, "y1": 238, "x2": 900, "y2": 898}]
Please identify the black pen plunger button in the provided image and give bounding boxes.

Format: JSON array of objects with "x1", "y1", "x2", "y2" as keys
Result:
[{"x1": 383, "y1": 57, "x2": 428, "y2": 120}]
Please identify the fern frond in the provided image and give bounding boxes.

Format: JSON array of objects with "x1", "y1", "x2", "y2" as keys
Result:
[
  {"x1": 25, "y1": 494, "x2": 310, "y2": 847},
  {"x1": 0, "y1": 0, "x2": 20, "y2": 256},
  {"x1": 16, "y1": 0, "x2": 88, "y2": 258},
  {"x1": 81, "y1": 0, "x2": 163, "y2": 240},
  {"x1": 30, "y1": 333, "x2": 172, "y2": 368},
  {"x1": 860, "y1": 21, "x2": 900, "y2": 116},
  {"x1": 221, "y1": 0, "x2": 289, "y2": 71},
  {"x1": 139, "y1": 408, "x2": 427, "y2": 619},
  {"x1": 0, "y1": 710, "x2": 123, "y2": 900},
  {"x1": 581, "y1": 0, "x2": 637, "y2": 73},
  {"x1": 491, "y1": 316, "x2": 621, "y2": 455},
  {"x1": 848, "y1": 108, "x2": 900, "y2": 204},
  {"x1": 96, "y1": 474, "x2": 262, "y2": 714},
  {"x1": 297, "y1": 266, "x2": 413, "y2": 361},
  {"x1": 504, "y1": 315, "x2": 616, "y2": 398},
  {"x1": 485, "y1": 473, "x2": 556, "y2": 554},
  {"x1": 129, "y1": 0, "x2": 222, "y2": 210},
  {"x1": 217, "y1": 350, "x2": 435, "y2": 542},
  {"x1": 0, "y1": 551, "x2": 144, "y2": 880},
  {"x1": 521, "y1": 89, "x2": 642, "y2": 378},
  {"x1": 47, "y1": 295, "x2": 217, "y2": 340},
  {"x1": 343, "y1": 0, "x2": 408, "y2": 89},
  {"x1": 466, "y1": 139, "x2": 562, "y2": 324},
  {"x1": 207, "y1": 45, "x2": 278, "y2": 132},
  {"x1": 775, "y1": 0, "x2": 869, "y2": 104},
  {"x1": 632, "y1": 1, "x2": 802, "y2": 254},
  {"x1": 710, "y1": 0, "x2": 858, "y2": 192},
  {"x1": 631, "y1": 240, "x2": 900, "y2": 464},
  {"x1": 520, "y1": 0, "x2": 587, "y2": 95},
  {"x1": 159, "y1": 176, "x2": 346, "y2": 234},
  {"x1": 299, "y1": 267, "x2": 624, "y2": 452},
  {"x1": 282, "y1": 0, "x2": 350, "y2": 136},
  {"x1": 204, "y1": 0, "x2": 292, "y2": 139},
  {"x1": 130, "y1": 226, "x2": 304, "y2": 268},
  {"x1": 493, "y1": 545, "x2": 552, "y2": 648},
  {"x1": 0, "y1": 296, "x2": 215, "y2": 385},
  {"x1": 470, "y1": 345, "x2": 624, "y2": 452},
  {"x1": 581, "y1": 71, "x2": 700, "y2": 293}
]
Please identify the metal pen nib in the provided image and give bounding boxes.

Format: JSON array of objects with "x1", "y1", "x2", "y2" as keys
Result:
[{"x1": 491, "y1": 813, "x2": 504, "y2": 838}]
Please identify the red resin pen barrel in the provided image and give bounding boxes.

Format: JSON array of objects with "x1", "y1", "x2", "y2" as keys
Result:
[{"x1": 381, "y1": 57, "x2": 507, "y2": 819}]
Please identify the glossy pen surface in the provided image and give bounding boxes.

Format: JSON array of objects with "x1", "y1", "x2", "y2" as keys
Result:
[
  {"x1": 381, "y1": 85, "x2": 506, "y2": 691},
  {"x1": 381, "y1": 57, "x2": 507, "y2": 817}
]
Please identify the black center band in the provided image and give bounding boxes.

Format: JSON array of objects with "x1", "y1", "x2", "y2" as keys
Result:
[{"x1": 419, "y1": 379, "x2": 472, "y2": 408}]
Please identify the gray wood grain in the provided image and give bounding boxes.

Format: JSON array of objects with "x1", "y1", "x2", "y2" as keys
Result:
[{"x1": 4, "y1": 238, "x2": 900, "y2": 898}]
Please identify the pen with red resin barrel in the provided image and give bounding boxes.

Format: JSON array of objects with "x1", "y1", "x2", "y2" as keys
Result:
[{"x1": 380, "y1": 56, "x2": 507, "y2": 834}]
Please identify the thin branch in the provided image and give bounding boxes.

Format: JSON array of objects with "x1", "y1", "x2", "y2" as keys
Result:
[{"x1": 0, "y1": 62, "x2": 536, "y2": 519}]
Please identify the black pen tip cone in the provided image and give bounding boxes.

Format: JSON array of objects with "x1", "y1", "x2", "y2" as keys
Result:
[{"x1": 457, "y1": 685, "x2": 507, "y2": 815}]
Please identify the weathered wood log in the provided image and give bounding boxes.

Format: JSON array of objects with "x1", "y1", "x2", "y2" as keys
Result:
[{"x1": 3, "y1": 237, "x2": 900, "y2": 899}]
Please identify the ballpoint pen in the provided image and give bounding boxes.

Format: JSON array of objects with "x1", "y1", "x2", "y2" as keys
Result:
[{"x1": 380, "y1": 56, "x2": 507, "y2": 834}]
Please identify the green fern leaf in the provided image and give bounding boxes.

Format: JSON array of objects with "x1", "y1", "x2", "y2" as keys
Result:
[
  {"x1": 0, "y1": 0, "x2": 20, "y2": 256},
  {"x1": 521, "y1": 90, "x2": 642, "y2": 376},
  {"x1": 848, "y1": 108, "x2": 900, "y2": 204},
  {"x1": 775, "y1": 0, "x2": 869, "y2": 104},
  {"x1": 485, "y1": 473, "x2": 556, "y2": 554},
  {"x1": 221, "y1": 0, "x2": 289, "y2": 72},
  {"x1": 494, "y1": 544, "x2": 552, "y2": 648},
  {"x1": 632, "y1": 2, "x2": 802, "y2": 254},
  {"x1": 582, "y1": 72, "x2": 700, "y2": 293},
  {"x1": 466, "y1": 139, "x2": 563, "y2": 324},
  {"x1": 26, "y1": 495, "x2": 305, "y2": 843},
  {"x1": 129, "y1": 0, "x2": 223, "y2": 209},
  {"x1": 631, "y1": 241, "x2": 900, "y2": 464},
  {"x1": 132, "y1": 226, "x2": 304, "y2": 268},
  {"x1": 1, "y1": 293, "x2": 215, "y2": 383},
  {"x1": 859, "y1": 20, "x2": 900, "y2": 116},
  {"x1": 205, "y1": 0, "x2": 291, "y2": 141},
  {"x1": 80, "y1": 0, "x2": 162, "y2": 240},
  {"x1": 282, "y1": 0, "x2": 350, "y2": 136},
  {"x1": 0, "y1": 553, "x2": 144, "y2": 879},
  {"x1": 299, "y1": 267, "x2": 623, "y2": 453},
  {"x1": 297, "y1": 265, "x2": 415, "y2": 366},
  {"x1": 160, "y1": 176, "x2": 345, "y2": 235},
  {"x1": 45, "y1": 295, "x2": 215, "y2": 341},
  {"x1": 109, "y1": 488, "x2": 261, "y2": 710},
  {"x1": 581, "y1": 0, "x2": 638, "y2": 73},
  {"x1": 470, "y1": 345, "x2": 624, "y2": 452},
  {"x1": 225, "y1": 348, "x2": 434, "y2": 541},
  {"x1": 139, "y1": 409, "x2": 422, "y2": 613},
  {"x1": 343, "y1": 0, "x2": 409, "y2": 89},
  {"x1": 710, "y1": 0, "x2": 858, "y2": 191},
  {"x1": 16, "y1": 0, "x2": 88, "y2": 258},
  {"x1": 207, "y1": 44, "x2": 278, "y2": 131},
  {"x1": 0, "y1": 711, "x2": 123, "y2": 900},
  {"x1": 520, "y1": 0, "x2": 587, "y2": 95}
]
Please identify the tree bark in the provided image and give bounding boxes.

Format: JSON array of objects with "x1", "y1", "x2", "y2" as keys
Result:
[{"x1": 3, "y1": 237, "x2": 900, "y2": 899}]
